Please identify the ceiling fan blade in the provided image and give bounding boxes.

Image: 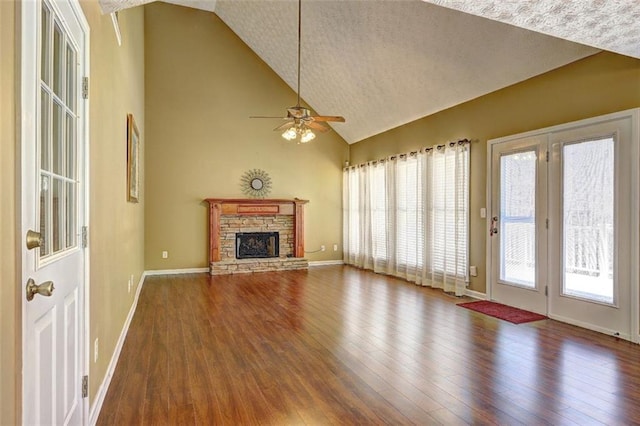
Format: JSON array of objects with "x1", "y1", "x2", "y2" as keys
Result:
[
  {"x1": 310, "y1": 115, "x2": 345, "y2": 123},
  {"x1": 274, "y1": 121, "x2": 295, "y2": 131},
  {"x1": 250, "y1": 115, "x2": 291, "y2": 119},
  {"x1": 306, "y1": 121, "x2": 330, "y2": 133}
]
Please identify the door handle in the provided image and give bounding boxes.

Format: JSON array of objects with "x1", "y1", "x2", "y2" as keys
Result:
[
  {"x1": 26, "y1": 230, "x2": 44, "y2": 250},
  {"x1": 26, "y1": 278, "x2": 55, "y2": 301}
]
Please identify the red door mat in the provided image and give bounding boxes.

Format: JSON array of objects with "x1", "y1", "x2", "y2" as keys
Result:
[{"x1": 458, "y1": 300, "x2": 547, "y2": 324}]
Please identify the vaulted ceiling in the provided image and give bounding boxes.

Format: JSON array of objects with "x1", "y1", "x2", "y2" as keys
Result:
[{"x1": 99, "y1": 0, "x2": 639, "y2": 144}]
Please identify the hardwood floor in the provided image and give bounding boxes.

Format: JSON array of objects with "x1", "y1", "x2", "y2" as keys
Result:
[{"x1": 97, "y1": 266, "x2": 640, "y2": 425}]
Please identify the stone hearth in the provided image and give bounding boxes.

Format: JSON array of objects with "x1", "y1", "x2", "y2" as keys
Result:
[{"x1": 205, "y1": 198, "x2": 309, "y2": 275}]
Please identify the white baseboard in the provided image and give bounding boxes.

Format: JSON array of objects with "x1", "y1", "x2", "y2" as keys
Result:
[
  {"x1": 144, "y1": 267, "x2": 209, "y2": 276},
  {"x1": 89, "y1": 273, "x2": 145, "y2": 425},
  {"x1": 548, "y1": 313, "x2": 633, "y2": 342},
  {"x1": 309, "y1": 260, "x2": 344, "y2": 267},
  {"x1": 464, "y1": 289, "x2": 487, "y2": 300}
]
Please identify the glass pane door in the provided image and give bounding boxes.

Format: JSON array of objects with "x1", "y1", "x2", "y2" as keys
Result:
[
  {"x1": 490, "y1": 111, "x2": 637, "y2": 340},
  {"x1": 490, "y1": 136, "x2": 548, "y2": 315},
  {"x1": 548, "y1": 113, "x2": 635, "y2": 340}
]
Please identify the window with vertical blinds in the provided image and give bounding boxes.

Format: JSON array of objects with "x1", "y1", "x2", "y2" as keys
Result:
[{"x1": 343, "y1": 141, "x2": 469, "y2": 295}]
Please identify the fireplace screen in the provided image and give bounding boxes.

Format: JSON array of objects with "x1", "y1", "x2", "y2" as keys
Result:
[{"x1": 236, "y1": 232, "x2": 279, "y2": 259}]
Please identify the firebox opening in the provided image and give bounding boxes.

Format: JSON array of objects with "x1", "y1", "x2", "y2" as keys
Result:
[{"x1": 236, "y1": 232, "x2": 279, "y2": 259}]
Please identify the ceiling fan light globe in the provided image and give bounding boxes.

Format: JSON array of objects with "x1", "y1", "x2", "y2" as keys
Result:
[
  {"x1": 300, "y1": 129, "x2": 316, "y2": 143},
  {"x1": 282, "y1": 128, "x2": 297, "y2": 141}
]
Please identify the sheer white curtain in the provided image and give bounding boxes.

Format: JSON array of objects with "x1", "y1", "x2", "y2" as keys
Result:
[{"x1": 343, "y1": 141, "x2": 469, "y2": 295}]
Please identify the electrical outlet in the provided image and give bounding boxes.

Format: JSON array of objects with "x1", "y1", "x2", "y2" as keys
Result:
[
  {"x1": 320, "y1": 245, "x2": 326, "y2": 252},
  {"x1": 94, "y1": 338, "x2": 99, "y2": 363},
  {"x1": 162, "y1": 251, "x2": 168, "y2": 259},
  {"x1": 333, "y1": 244, "x2": 338, "y2": 251}
]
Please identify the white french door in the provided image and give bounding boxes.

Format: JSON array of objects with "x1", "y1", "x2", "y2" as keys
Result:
[
  {"x1": 489, "y1": 135, "x2": 548, "y2": 315},
  {"x1": 548, "y1": 117, "x2": 635, "y2": 337},
  {"x1": 489, "y1": 110, "x2": 639, "y2": 341},
  {"x1": 21, "y1": 0, "x2": 89, "y2": 424}
]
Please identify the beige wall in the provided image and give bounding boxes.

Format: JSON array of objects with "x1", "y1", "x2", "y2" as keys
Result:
[
  {"x1": 0, "y1": 1, "x2": 19, "y2": 424},
  {"x1": 350, "y1": 51, "x2": 640, "y2": 294},
  {"x1": 144, "y1": 3, "x2": 349, "y2": 271},
  {"x1": 79, "y1": 2, "x2": 145, "y2": 401}
]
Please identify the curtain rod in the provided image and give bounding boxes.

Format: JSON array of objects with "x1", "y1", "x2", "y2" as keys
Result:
[{"x1": 346, "y1": 138, "x2": 470, "y2": 168}]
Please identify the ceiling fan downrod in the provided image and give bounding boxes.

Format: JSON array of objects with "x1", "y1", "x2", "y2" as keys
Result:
[
  {"x1": 248, "y1": 0, "x2": 345, "y2": 141},
  {"x1": 296, "y1": 0, "x2": 302, "y2": 108}
]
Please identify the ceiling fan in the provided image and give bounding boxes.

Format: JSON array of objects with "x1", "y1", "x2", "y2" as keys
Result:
[{"x1": 250, "y1": 0, "x2": 345, "y2": 143}]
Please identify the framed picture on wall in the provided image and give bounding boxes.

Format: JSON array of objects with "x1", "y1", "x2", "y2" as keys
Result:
[{"x1": 127, "y1": 113, "x2": 140, "y2": 203}]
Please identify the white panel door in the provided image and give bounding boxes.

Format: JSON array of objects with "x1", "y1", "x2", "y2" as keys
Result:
[
  {"x1": 548, "y1": 116, "x2": 636, "y2": 339},
  {"x1": 489, "y1": 135, "x2": 548, "y2": 314},
  {"x1": 21, "y1": 0, "x2": 89, "y2": 424}
]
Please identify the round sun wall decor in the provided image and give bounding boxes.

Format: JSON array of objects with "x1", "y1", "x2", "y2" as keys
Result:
[{"x1": 240, "y1": 169, "x2": 272, "y2": 198}]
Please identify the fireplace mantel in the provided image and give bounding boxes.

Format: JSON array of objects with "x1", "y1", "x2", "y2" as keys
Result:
[{"x1": 205, "y1": 198, "x2": 309, "y2": 263}]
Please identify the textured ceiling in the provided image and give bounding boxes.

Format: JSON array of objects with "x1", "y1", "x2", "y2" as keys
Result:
[
  {"x1": 214, "y1": 0, "x2": 596, "y2": 143},
  {"x1": 98, "y1": 1, "x2": 614, "y2": 144},
  {"x1": 425, "y1": 0, "x2": 640, "y2": 60}
]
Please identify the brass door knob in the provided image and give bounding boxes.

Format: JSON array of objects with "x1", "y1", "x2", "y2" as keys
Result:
[
  {"x1": 26, "y1": 278, "x2": 55, "y2": 301},
  {"x1": 26, "y1": 230, "x2": 44, "y2": 250}
]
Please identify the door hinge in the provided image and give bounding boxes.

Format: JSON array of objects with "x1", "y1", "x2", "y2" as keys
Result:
[
  {"x1": 81, "y1": 226, "x2": 88, "y2": 248},
  {"x1": 545, "y1": 151, "x2": 550, "y2": 162},
  {"x1": 545, "y1": 218, "x2": 549, "y2": 229},
  {"x1": 82, "y1": 375, "x2": 88, "y2": 398},
  {"x1": 545, "y1": 286, "x2": 548, "y2": 296},
  {"x1": 82, "y1": 77, "x2": 89, "y2": 99}
]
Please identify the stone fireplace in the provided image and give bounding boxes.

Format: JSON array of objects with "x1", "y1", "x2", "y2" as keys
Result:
[{"x1": 205, "y1": 198, "x2": 309, "y2": 275}]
